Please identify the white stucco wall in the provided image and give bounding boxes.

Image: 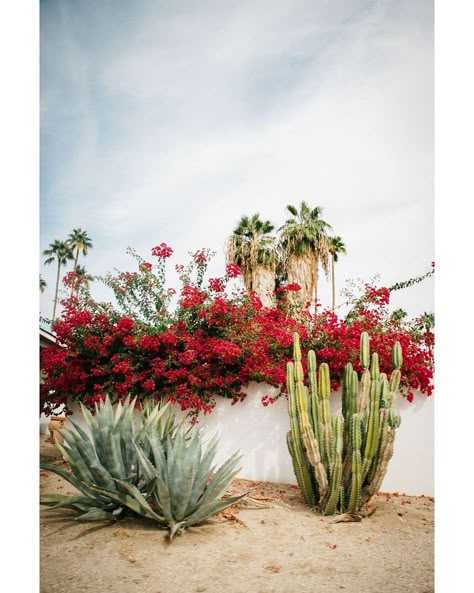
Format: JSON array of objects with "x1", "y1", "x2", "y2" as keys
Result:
[
  {"x1": 187, "y1": 383, "x2": 434, "y2": 496},
  {"x1": 45, "y1": 382, "x2": 434, "y2": 496}
]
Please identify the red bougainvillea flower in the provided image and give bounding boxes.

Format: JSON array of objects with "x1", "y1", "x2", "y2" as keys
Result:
[
  {"x1": 225, "y1": 263, "x2": 241, "y2": 278},
  {"x1": 151, "y1": 243, "x2": 173, "y2": 258},
  {"x1": 193, "y1": 249, "x2": 208, "y2": 264},
  {"x1": 208, "y1": 277, "x2": 225, "y2": 292},
  {"x1": 139, "y1": 262, "x2": 153, "y2": 271},
  {"x1": 40, "y1": 246, "x2": 434, "y2": 419},
  {"x1": 281, "y1": 283, "x2": 301, "y2": 292}
]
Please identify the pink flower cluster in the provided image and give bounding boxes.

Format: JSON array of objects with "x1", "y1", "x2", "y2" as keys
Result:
[
  {"x1": 151, "y1": 243, "x2": 173, "y2": 258},
  {"x1": 225, "y1": 263, "x2": 241, "y2": 278}
]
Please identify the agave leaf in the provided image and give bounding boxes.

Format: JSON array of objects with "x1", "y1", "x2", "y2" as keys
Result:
[
  {"x1": 40, "y1": 493, "x2": 69, "y2": 504},
  {"x1": 146, "y1": 432, "x2": 168, "y2": 482},
  {"x1": 40, "y1": 493, "x2": 80, "y2": 507},
  {"x1": 183, "y1": 493, "x2": 247, "y2": 528},
  {"x1": 96, "y1": 422, "x2": 114, "y2": 470},
  {"x1": 164, "y1": 435, "x2": 178, "y2": 478},
  {"x1": 40, "y1": 494, "x2": 100, "y2": 513},
  {"x1": 153, "y1": 470, "x2": 174, "y2": 525},
  {"x1": 112, "y1": 478, "x2": 166, "y2": 521},
  {"x1": 184, "y1": 434, "x2": 219, "y2": 515},
  {"x1": 139, "y1": 399, "x2": 169, "y2": 429},
  {"x1": 114, "y1": 399, "x2": 124, "y2": 425},
  {"x1": 101, "y1": 480, "x2": 166, "y2": 524},
  {"x1": 56, "y1": 427, "x2": 97, "y2": 484},
  {"x1": 85, "y1": 483, "x2": 155, "y2": 520},
  {"x1": 79, "y1": 402, "x2": 99, "y2": 437},
  {"x1": 40, "y1": 463, "x2": 102, "y2": 500},
  {"x1": 102, "y1": 395, "x2": 114, "y2": 426},
  {"x1": 66, "y1": 417, "x2": 93, "y2": 444},
  {"x1": 172, "y1": 434, "x2": 201, "y2": 520},
  {"x1": 76, "y1": 509, "x2": 118, "y2": 522},
  {"x1": 107, "y1": 430, "x2": 127, "y2": 479},
  {"x1": 133, "y1": 440, "x2": 159, "y2": 483},
  {"x1": 166, "y1": 433, "x2": 189, "y2": 507},
  {"x1": 118, "y1": 420, "x2": 137, "y2": 474},
  {"x1": 195, "y1": 452, "x2": 242, "y2": 509}
]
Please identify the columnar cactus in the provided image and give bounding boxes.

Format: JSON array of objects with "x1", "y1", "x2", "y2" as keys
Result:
[{"x1": 286, "y1": 331, "x2": 402, "y2": 515}]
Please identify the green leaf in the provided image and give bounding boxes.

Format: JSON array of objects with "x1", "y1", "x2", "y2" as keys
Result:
[{"x1": 76, "y1": 510, "x2": 118, "y2": 522}]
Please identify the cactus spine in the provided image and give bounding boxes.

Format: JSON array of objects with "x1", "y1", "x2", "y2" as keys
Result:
[{"x1": 286, "y1": 331, "x2": 403, "y2": 515}]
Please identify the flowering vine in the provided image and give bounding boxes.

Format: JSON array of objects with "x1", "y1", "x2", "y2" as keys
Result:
[{"x1": 40, "y1": 245, "x2": 434, "y2": 418}]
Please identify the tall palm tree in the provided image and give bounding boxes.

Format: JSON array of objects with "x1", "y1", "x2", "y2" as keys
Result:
[
  {"x1": 226, "y1": 214, "x2": 278, "y2": 307},
  {"x1": 279, "y1": 202, "x2": 332, "y2": 309},
  {"x1": 67, "y1": 228, "x2": 93, "y2": 296},
  {"x1": 39, "y1": 275, "x2": 47, "y2": 293},
  {"x1": 67, "y1": 228, "x2": 93, "y2": 271},
  {"x1": 328, "y1": 235, "x2": 347, "y2": 312},
  {"x1": 43, "y1": 240, "x2": 74, "y2": 322}
]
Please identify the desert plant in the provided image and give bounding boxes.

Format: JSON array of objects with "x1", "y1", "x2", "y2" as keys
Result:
[
  {"x1": 113, "y1": 429, "x2": 246, "y2": 540},
  {"x1": 40, "y1": 396, "x2": 184, "y2": 521},
  {"x1": 286, "y1": 331, "x2": 402, "y2": 515},
  {"x1": 41, "y1": 396, "x2": 245, "y2": 539}
]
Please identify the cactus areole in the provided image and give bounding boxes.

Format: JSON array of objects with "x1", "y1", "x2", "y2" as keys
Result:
[{"x1": 286, "y1": 331, "x2": 402, "y2": 516}]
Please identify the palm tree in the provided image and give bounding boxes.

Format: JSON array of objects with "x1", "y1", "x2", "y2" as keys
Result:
[
  {"x1": 328, "y1": 235, "x2": 347, "y2": 312},
  {"x1": 43, "y1": 240, "x2": 74, "y2": 322},
  {"x1": 68, "y1": 228, "x2": 93, "y2": 270},
  {"x1": 67, "y1": 228, "x2": 93, "y2": 296},
  {"x1": 279, "y1": 202, "x2": 332, "y2": 309},
  {"x1": 226, "y1": 214, "x2": 278, "y2": 307},
  {"x1": 39, "y1": 275, "x2": 47, "y2": 293}
]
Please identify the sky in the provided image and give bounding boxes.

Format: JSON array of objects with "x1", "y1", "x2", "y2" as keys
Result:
[{"x1": 39, "y1": 0, "x2": 434, "y2": 323}]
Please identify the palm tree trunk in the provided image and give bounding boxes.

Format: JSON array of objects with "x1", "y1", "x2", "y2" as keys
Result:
[
  {"x1": 331, "y1": 254, "x2": 336, "y2": 312},
  {"x1": 71, "y1": 250, "x2": 79, "y2": 297},
  {"x1": 52, "y1": 261, "x2": 61, "y2": 323},
  {"x1": 314, "y1": 257, "x2": 319, "y2": 312},
  {"x1": 287, "y1": 252, "x2": 317, "y2": 310},
  {"x1": 252, "y1": 266, "x2": 275, "y2": 307}
]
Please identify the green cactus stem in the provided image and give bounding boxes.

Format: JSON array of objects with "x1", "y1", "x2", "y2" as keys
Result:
[
  {"x1": 307, "y1": 349, "x2": 321, "y2": 445},
  {"x1": 370, "y1": 352, "x2": 380, "y2": 380},
  {"x1": 358, "y1": 369, "x2": 371, "y2": 419},
  {"x1": 347, "y1": 414, "x2": 362, "y2": 513},
  {"x1": 285, "y1": 332, "x2": 403, "y2": 516},
  {"x1": 392, "y1": 341, "x2": 403, "y2": 370},
  {"x1": 318, "y1": 362, "x2": 333, "y2": 467},
  {"x1": 286, "y1": 361, "x2": 316, "y2": 506},
  {"x1": 360, "y1": 332, "x2": 370, "y2": 369},
  {"x1": 323, "y1": 415, "x2": 344, "y2": 515}
]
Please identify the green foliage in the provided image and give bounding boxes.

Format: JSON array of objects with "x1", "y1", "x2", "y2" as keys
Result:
[
  {"x1": 388, "y1": 266, "x2": 434, "y2": 292},
  {"x1": 40, "y1": 396, "x2": 177, "y2": 521},
  {"x1": 40, "y1": 396, "x2": 244, "y2": 540},
  {"x1": 286, "y1": 331, "x2": 402, "y2": 515},
  {"x1": 125, "y1": 430, "x2": 246, "y2": 540}
]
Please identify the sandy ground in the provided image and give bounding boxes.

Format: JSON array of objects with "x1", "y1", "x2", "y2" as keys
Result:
[{"x1": 40, "y1": 435, "x2": 434, "y2": 593}]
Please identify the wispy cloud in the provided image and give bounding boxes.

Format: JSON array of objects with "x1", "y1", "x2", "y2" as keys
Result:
[{"x1": 40, "y1": 0, "x2": 433, "y2": 320}]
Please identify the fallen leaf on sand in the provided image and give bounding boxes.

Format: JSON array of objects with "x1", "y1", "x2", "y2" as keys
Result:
[{"x1": 263, "y1": 564, "x2": 281, "y2": 573}]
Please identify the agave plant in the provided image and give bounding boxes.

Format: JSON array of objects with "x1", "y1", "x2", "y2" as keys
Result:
[
  {"x1": 40, "y1": 396, "x2": 182, "y2": 521},
  {"x1": 41, "y1": 396, "x2": 246, "y2": 539},
  {"x1": 107, "y1": 430, "x2": 246, "y2": 540}
]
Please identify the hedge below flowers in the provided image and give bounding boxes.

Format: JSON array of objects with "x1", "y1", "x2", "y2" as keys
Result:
[{"x1": 40, "y1": 245, "x2": 434, "y2": 419}]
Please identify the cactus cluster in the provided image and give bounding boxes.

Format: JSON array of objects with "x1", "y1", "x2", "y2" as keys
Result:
[{"x1": 286, "y1": 331, "x2": 402, "y2": 515}]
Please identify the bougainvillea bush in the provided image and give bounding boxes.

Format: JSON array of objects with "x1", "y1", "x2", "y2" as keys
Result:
[{"x1": 40, "y1": 244, "x2": 434, "y2": 419}]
